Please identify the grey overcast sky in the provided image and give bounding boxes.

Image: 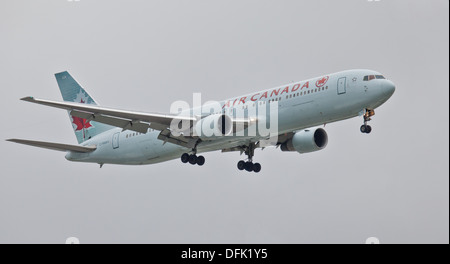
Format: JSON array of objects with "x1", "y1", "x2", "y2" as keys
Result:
[{"x1": 0, "y1": 0, "x2": 448, "y2": 244}]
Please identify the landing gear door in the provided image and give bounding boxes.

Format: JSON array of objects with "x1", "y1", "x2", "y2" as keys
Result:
[
  {"x1": 338, "y1": 77, "x2": 347, "y2": 95},
  {"x1": 112, "y1": 132, "x2": 120, "y2": 149}
]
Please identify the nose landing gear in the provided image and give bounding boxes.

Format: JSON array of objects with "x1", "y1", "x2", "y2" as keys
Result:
[{"x1": 360, "y1": 109, "x2": 375, "y2": 134}]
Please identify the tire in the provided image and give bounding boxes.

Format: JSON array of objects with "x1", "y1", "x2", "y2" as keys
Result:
[
  {"x1": 181, "y1": 153, "x2": 190, "y2": 163},
  {"x1": 365, "y1": 125, "x2": 372, "y2": 134},
  {"x1": 197, "y1": 156, "x2": 205, "y2": 166},
  {"x1": 360, "y1": 125, "x2": 367, "y2": 133},
  {"x1": 189, "y1": 155, "x2": 198, "y2": 165},
  {"x1": 244, "y1": 162, "x2": 254, "y2": 172},
  {"x1": 253, "y1": 163, "x2": 261, "y2": 173},
  {"x1": 237, "y1": 160, "x2": 245, "y2": 171}
]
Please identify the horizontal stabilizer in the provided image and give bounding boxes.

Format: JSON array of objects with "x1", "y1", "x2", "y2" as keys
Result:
[{"x1": 6, "y1": 139, "x2": 96, "y2": 153}]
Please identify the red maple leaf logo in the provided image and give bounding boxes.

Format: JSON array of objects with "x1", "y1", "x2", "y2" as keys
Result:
[
  {"x1": 72, "y1": 116, "x2": 92, "y2": 131},
  {"x1": 316, "y1": 76, "x2": 329, "y2": 87},
  {"x1": 72, "y1": 98, "x2": 92, "y2": 131}
]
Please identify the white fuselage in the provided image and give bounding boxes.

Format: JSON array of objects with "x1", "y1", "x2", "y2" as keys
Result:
[{"x1": 66, "y1": 69, "x2": 395, "y2": 165}]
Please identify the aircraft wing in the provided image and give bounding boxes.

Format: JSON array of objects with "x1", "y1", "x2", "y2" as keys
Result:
[
  {"x1": 20, "y1": 96, "x2": 258, "y2": 149},
  {"x1": 21, "y1": 96, "x2": 196, "y2": 134},
  {"x1": 6, "y1": 139, "x2": 97, "y2": 153}
]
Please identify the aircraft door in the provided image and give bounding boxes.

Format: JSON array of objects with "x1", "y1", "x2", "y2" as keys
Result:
[
  {"x1": 338, "y1": 77, "x2": 347, "y2": 95},
  {"x1": 112, "y1": 132, "x2": 120, "y2": 149}
]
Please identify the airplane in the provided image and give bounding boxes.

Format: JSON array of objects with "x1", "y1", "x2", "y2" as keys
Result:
[{"x1": 7, "y1": 69, "x2": 395, "y2": 173}]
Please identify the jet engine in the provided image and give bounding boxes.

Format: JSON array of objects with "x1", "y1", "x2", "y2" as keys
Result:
[
  {"x1": 281, "y1": 128, "x2": 328, "y2": 154},
  {"x1": 194, "y1": 114, "x2": 233, "y2": 139}
]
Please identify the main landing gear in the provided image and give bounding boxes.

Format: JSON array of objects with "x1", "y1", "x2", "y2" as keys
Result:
[
  {"x1": 181, "y1": 141, "x2": 205, "y2": 166},
  {"x1": 181, "y1": 153, "x2": 205, "y2": 166},
  {"x1": 237, "y1": 143, "x2": 262, "y2": 173},
  {"x1": 180, "y1": 142, "x2": 263, "y2": 172},
  {"x1": 360, "y1": 109, "x2": 375, "y2": 134}
]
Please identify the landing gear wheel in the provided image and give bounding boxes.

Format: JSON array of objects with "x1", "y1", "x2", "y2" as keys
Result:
[
  {"x1": 189, "y1": 154, "x2": 198, "y2": 165},
  {"x1": 253, "y1": 163, "x2": 261, "y2": 173},
  {"x1": 196, "y1": 156, "x2": 205, "y2": 166},
  {"x1": 244, "y1": 162, "x2": 254, "y2": 172},
  {"x1": 181, "y1": 153, "x2": 190, "y2": 163},
  {"x1": 237, "y1": 160, "x2": 245, "y2": 171},
  {"x1": 360, "y1": 125, "x2": 372, "y2": 134},
  {"x1": 360, "y1": 125, "x2": 367, "y2": 133},
  {"x1": 361, "y1": 109, "x2": 375, "y2": 134},
  {"x1": 236, "y1": 143, "x2": 263, "y2": 173}
]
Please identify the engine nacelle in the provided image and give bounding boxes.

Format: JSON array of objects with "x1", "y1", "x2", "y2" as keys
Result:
[
  {"x1": 194, "y1": 114, "x2": 233, "y2": 139},
  {"x1": 281, "y1": 128, "x2": 328, "y2": 154}
]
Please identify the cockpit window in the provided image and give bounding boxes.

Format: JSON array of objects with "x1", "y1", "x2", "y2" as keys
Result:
[{"x1": 364, "y1": 75, "x2": 385, "y2": 81}]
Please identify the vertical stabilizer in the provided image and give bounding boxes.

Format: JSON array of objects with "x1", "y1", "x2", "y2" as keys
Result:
[{"x1": 55, "y1": 71, "x2": 114, "y2": 144}]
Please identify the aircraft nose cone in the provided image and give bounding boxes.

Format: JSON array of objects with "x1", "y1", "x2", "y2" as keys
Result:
[{"x1": 383, "y1": 80, "x2": 396, "y2": 97}]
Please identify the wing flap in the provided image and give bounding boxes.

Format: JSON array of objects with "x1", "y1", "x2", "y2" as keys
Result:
[
  {"x1": 157, "y1": 129, "x2": 198, "y2": 148},
  {"x1": 70, "y1": 110, "x2": 151, "y2": 134},
  {"x1": 7, "y1": 139, "x2": 97, "y2": 153}
]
